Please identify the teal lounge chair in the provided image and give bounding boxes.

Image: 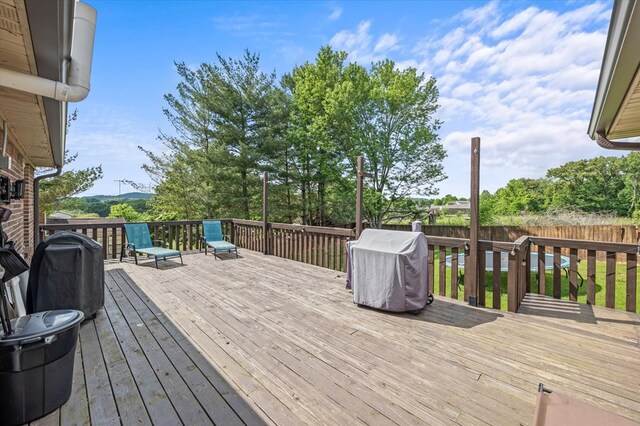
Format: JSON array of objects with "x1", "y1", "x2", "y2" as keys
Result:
[
  {"x1": 121, "y1": 223, "x2": 183, "y2": 268},
  {"x1": 201, "y1": 220, "x2": 238, "y2": 259}
]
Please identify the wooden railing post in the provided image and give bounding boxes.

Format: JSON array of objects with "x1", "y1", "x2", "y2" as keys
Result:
[
  {"x1": 507, "y1": 247, "x2": 520, "y2": 313},
  {"x1": 507, "y1": 236, "x2": 530, "y2": 313},
  {"x1": 263, "y1": 172, "x2": 269, "y2": 255},
  {"x1": 356, "y1": 156, "x2": 364, "y2": 239},
  {"x1": 467, "y1": 137, "x2": 480, "y2": 305}
]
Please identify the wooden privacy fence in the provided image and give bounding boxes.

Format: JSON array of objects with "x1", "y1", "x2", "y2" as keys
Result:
[
  {"x1": 41, "y1": 220, "x2": 638, "y2": 314},
  {"x1": 381, "y1": 224, "x2": 640, "y2": 244}
]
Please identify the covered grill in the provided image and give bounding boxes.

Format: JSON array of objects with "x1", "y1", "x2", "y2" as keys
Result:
[{"x1": 351, "y1": 229, "x2": 432, "y2": 312}]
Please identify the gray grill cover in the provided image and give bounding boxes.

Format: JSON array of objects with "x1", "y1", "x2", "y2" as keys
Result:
[{"x1": 351, "y1": 229, "x2": 428, "y2": 312}]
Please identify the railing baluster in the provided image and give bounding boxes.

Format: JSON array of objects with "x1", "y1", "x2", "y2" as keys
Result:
[
  {"x1": 606, "y1": 251, "x2": 616, "y2": 308},
  {"x1": 493, "y1": 251, "x2": 501, "y2": 309},
  {"x1": 587, "y1": 250, "x2": 596, "y2": 305},
  {"x1": 450, "y1": 247, "x2": 458, "y2": 299},
  {"x1": 427, "y1": 245, "x2": 435, "y2": 296},
  {"x1": 626, "y1": 253, "x2": 637, "y2": 313},
  {"x1": 553, "y1": 247, "x2": 562, "y2": 299},
  {"x1": 537, "y1": 245, "x2": 546, "y2": 295},
  {"x1": 111, "y1": 227, "x2": 118, "y2": 260},
  {"x1": 507, "y1": 249, "x2": 519, "y2": 312},
  {"x1": 478, "y1": 249, "x2": 486, "y2": 306},
  {"x1": 101, "y1": 227, "x2": 108, "y2": 260},
  {"x1": 569, "y1": 248, "x2": 578, "y2": 301},
  {"x1": 438, "y1": 246, "x2": 446, "y2": 297},
  {"x1": 182, "y1": 224, "x2": 187, "y2": 251}
]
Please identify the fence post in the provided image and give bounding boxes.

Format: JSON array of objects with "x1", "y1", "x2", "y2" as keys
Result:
[
  {"x1": 507, "y1": 248, "x2": 520, "y2": 312},
  {"x1": 467, "y1": 137, "x2": 480, "y2": 305},
  {"x1": 356, "y1": 156, "x2": 363, "y2": 239},
  {"x1": 263, "y1": 172, "x2": 269, "y2": 255}
]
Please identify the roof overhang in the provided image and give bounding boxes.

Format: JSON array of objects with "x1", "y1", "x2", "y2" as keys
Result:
[
  {"x1": 26, "y1": 0, "x2": 74, "y2": 168},
  {"x1": 0, "y1": 0, "x2": 73, "y2": 168},
  {"x1": 588, "y1": 0, "x2": 640, "y2": 147}
]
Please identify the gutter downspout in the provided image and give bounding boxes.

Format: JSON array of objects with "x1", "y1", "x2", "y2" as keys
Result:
[
  {"x1": 33, "y1": 167, "x2": 62, "y2": 247},
  {"x1": 0, "y1": 2, "x2": 96, "y2": 102},
  {"x1": 596, "y1": 131, "x2": 640, "y2": 151}
]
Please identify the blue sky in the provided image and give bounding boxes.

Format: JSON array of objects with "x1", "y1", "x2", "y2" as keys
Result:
[{"x1": 68, "y1": 0, "x2": 613, "y2": 197}]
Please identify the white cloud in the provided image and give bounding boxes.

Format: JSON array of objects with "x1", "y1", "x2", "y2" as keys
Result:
[
  {"x1": 330, "y1": 21, "x2": 373, "y2": 62},
  {"x1": 490, "y1": 7, "x2": 538, "y2": 39},
  {"x1": 321, "y1": 2, "x2": 613, "y2": 195},
  {"x1": 374, "y1": 33, "x2": 399, "y2": 53},
  {"x1": 328, "y1": 6, "x2": 343, "y2": 21}
]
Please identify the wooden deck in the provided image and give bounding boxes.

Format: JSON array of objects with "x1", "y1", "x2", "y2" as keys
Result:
[{"x1": 33, "y1": 250, "x2": 640, "y2": 425}]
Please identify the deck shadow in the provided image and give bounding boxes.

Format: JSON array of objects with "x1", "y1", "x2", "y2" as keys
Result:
[
  {"x1": 65, "y1": 268, "x2": 268, "y2": 425},
  {"x1": 357, "y1": 298, "x2": 504, "y2": 329},
  {"x1": 517, "y1": 294, "x2": 597, "y2": 324}
]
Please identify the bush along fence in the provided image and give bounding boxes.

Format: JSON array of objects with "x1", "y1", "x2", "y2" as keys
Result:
[{"x1": 41, "y1": 220, "x2": 639, "y2": 314}]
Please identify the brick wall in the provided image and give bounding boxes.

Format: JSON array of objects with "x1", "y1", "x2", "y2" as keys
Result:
[
  {"x1": 0, "y1": 140, "x2": 35, "y2": 261},
  {"x1": 22, "y1": 163, "x2": 34, "y2": 259}
]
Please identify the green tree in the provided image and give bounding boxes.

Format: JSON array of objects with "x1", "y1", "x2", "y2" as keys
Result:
[
  {"x1": 478, "y1": 190, "x2": 495, "y2": 225},
  {"x1": 621, "y1": 153, "x2": 640, "y2": 215},
  {"x1": 143, "y1": 51, "x2": 286, "y2": 220},
  {"x1": 546, "y1": 157, "x2": 626, "y2": 214},
  {"x1": 287, "y1": 46, "x2": 351, "y2": 225},
  {"x1": 491, "y1": 178, "x2": 549, "y2": 215},
  {"x1": 39, "y1": 152, "x2": 103, "y2": 214},
  {"x1": 108, "y1": 203, "x2": 147, "y2": 222},
  {"x1": 335, "y1": 59, "x2": 446, "y2": 227}
]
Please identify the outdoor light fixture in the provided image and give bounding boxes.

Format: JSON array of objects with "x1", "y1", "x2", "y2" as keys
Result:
[
  {"x1": 11, "y1": 180, "x2": 24, "y2": 200},
  {"x1": 0, "y1": 176, "x2": 25, "y2": 203}
]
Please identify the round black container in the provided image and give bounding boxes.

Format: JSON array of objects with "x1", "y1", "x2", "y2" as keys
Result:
[{"x1": 0, "y1": 309, "x2": 83, "y2": 425}]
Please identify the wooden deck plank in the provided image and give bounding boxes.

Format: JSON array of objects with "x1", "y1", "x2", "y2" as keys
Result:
[
  {"x1": 93, "y1": 294, "x2": 151, "y2": 425},
  {"x1": 29, "y1": 409, "x2": 59, "y2": 426},
  {"x1": 105, "y1": 276, "x2": 213, "y2": 425},
  {"x1": 92, "y1": 250, "x2": 640, "y2": 425},
  {"x1": 108, "y1": 269, "x2": 245, "y2": 426},
  {"x1": 115, "y1": 273, "x2": 274, "y2": 426},
  {"x1": 128, "y1": 274, "x2": 309, "y2": 426},
  {"x1": 79, "y1": 320, "x2": 120, "y2": 425},
  {"x1": 101, "y1": 282, "x2": 183, "y2": 425},
  {"x1": 166, "y1": 277, "x2": 400, "y2": 426},
  {"x1": 59, "y1": 338, "x2": 90, "y2": 426},
  {"x1": 134, "y1": 275, "x2": 360, "y2": 425},
  {"x1": 149, "y1": 260, "x2": 528, "y2": 422}
]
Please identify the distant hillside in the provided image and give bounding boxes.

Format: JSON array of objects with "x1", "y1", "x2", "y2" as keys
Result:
[{"x1": 82, "y1": 192, "x2": 153, "y2": 201}]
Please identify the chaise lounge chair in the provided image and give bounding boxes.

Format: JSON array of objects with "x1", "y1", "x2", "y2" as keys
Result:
[
  {"x1": 120, "y1": 223, "x2": 183, "y2": 268},
  {"x1": 201, "y1": 220, "x2": 238, "y2": 259},
  {"x1": 533, "y1": 383, "x2": 636, "y2": 425}
]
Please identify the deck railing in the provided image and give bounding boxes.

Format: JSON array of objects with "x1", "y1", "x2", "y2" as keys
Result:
[{"x1": 40, "y1": 220, "x2": 638, "y2": 314}]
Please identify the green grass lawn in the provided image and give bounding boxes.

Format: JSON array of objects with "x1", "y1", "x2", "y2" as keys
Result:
[{"x1": 432, "y1": 252, "x2": 640, "y2": 313}]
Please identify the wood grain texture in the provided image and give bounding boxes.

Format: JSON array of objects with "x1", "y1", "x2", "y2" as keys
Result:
[{"x1": 97, "y1": 251, "x2": 640, "y2": 425}]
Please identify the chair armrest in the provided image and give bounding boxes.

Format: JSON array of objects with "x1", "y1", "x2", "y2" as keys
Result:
[
  {"x1": 153, "y1": 239, "x2": 165, "y2": 247},
  {"x1": 124, "y1": 242, "x2": 135, "y2": 251}
]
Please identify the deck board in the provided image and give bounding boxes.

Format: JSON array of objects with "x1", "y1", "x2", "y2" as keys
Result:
[{"x1": 32, "y1": 249, "x2": 640, "y2": 425}]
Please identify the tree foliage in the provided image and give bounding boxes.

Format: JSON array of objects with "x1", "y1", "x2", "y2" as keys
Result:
[
  {"x1": 39, "y1": 152, "x2": 103, "y2": 214},
  {"x1": 141, "y1": 47, "x2": 447, "y2": 226},
  {"x1": 482, "y1": 155, "x2": 640, "y2": 219}
]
